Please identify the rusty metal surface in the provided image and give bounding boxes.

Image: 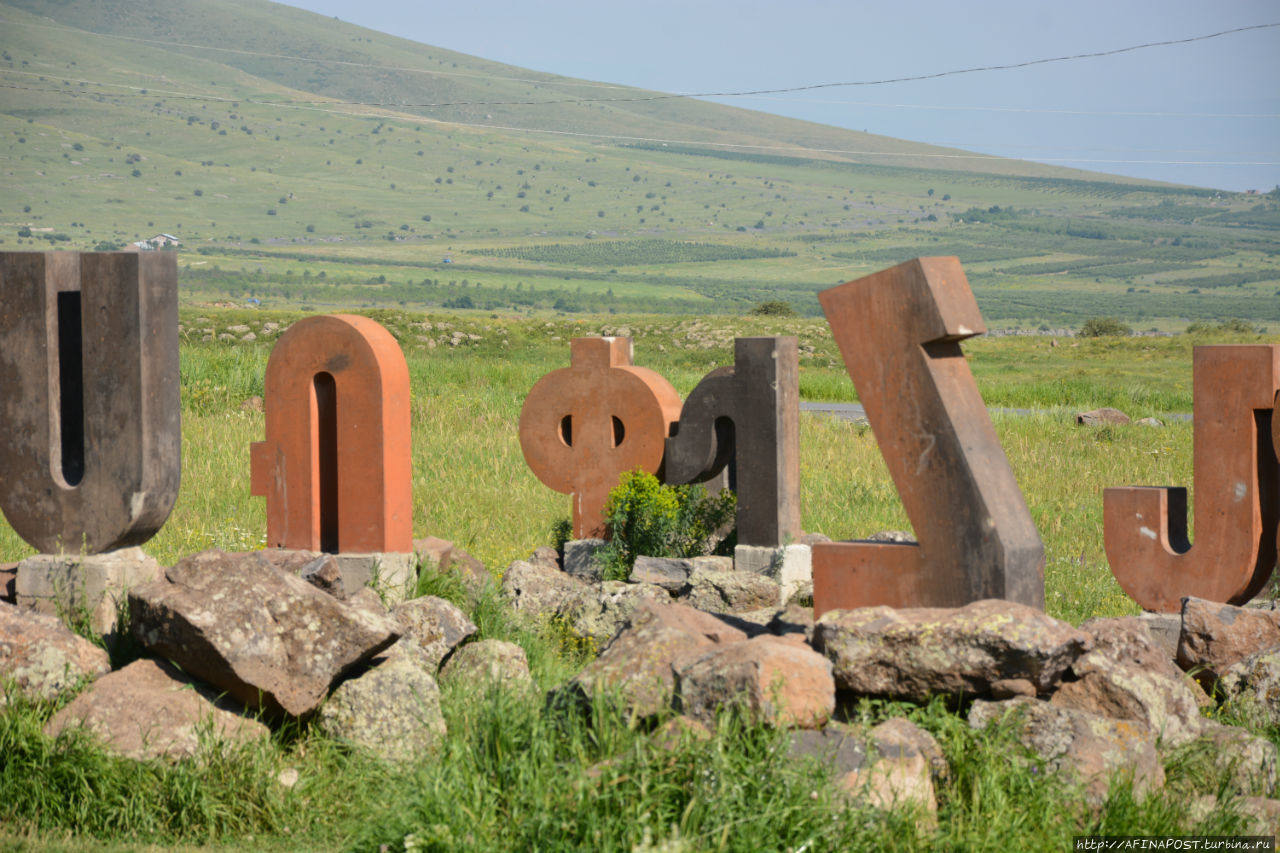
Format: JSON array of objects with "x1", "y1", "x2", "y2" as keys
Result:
[
  {"x1": 250, "y1": 314, "x2": 412, "y2": 553},
  {"x1": 519, "y1": 337, "x2": 681, "y2": 538},
  {"x1": 663, "y1": 336, "x2": 801, "y2": 547},
  {"x1": 1105, "y1": 345, "x2": 1280, "y2": 612},
  {"x1": 811, "y1": 257, "x2": 1045, "y2": 617},
  {"x1": 0, "y1": 251, "x2": 180, "y2": 553}
]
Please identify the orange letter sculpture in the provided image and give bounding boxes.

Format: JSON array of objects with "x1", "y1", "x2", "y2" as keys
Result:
[
  {"x1": 812, "y1": 257, "x2": 1045, "y2": 617},
  {"x1": 1104, "y1": 345, "x2": 1280, "y2": 612},
  {"x1": 520, "y1": 337, "x2": 681, "y2": 539},
  {"x1": 250, "y1": 315, "x2": 411, "y2": 553}
]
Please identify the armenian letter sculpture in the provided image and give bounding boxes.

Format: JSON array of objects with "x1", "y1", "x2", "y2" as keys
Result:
[
  {"x1": 1104, "y1": 345, "x2": 1280, "y2": 612},
  {"x1": 664, "y1": 336, "x2": 801, "y2": 547},
  {"x1": 250, "y1": 314, "x2": 412, "y2": 553},
  {"x1": 812, "y1": 257, "x2": 1045, "y2": 616},
  {"x1": 0, "y1": 251, "x2": 180, "y2": 553},
  {"x1": 520, "y1": 337, "x2": 681, "y2": 539}
]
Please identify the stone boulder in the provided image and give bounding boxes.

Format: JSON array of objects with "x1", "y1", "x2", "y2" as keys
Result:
[
  {"x1": 788, "y1": 719, "x2": 943, "y2": 819},
  {"x1": 675, "y1": 635, "x2": 834, "y2": 729},
  {"x1": 317, "y1": 645, "x2": 446, "y2": 763},
  {"x1": 129, "y1": 549, "x2": 400, "y2": 718},
  {"x1": 1178, "y1": 598, "x2": 1280, "y2": 688},
  {"x1": 682, "y1": 566, "x2": 781, "y2": 615},
  {"x1": 812, "y1": 599, "x2": 1089, "y2": 702},
  {"x1": 969, "y1": 697, "x2": 1164, "y2": 806},
  {"x1": 440, "y1": 639, "x2": 533, "y2": 691},
  {"x1": 1221, "y1": 647, "x2": 1280, "y2": 727},
  {"x1": 1189, "y1": 721, "x2": 1279, "y2": 797},
  {"x1": 0, "y1": 601, "x2": 110, "y2": 706},
  {"x1": 45, "y1": 658, "x2": 269, "y2": 761},
  {"x1": 389, "y1": 595, "x2": 477, "y2": 672},
  {"x1": 1052, "y1": 617, "x2": 1205, "y2": 747},
  {"x1": 630, "y1": 556, "x2": 695, "y2": 593},
  {"x1": 557, "y1": 581, "x2": 670, "y2": 647},
  {"x1": 565, "y1": 599, "x2": 748, "y2": 721},
  {"x1": 563, "y1": 539, "x2": 607, "y2": 582},
  {"x1": 501, "y1": 559, "x2": 587, "y2": 618},
  {"x1": 1076, "y1": 408, "x2": 1130, "y2": 426}
]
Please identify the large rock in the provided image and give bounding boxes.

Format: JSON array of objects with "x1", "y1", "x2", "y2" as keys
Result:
[
  {"x1": 563, "y1": 539, "x2": 607, "y2": 582},
  {"x1": 812, "y1": 599, "x2": 1090, "y2": 701},
  {"x1": 1178, "y1": 598, "x2": 1280, "y2": 688},
  {"x1": 630, "y1": 556, "x2": 695, "y2": 593},
  {"x1": 557, "y1": 580, "x2": 670, "y2": 647},
  {"x1": 565, "y1": 599, "x2": 748, "y2": 720},
  {"x1": 788, "y1": 719, "x2": 943, "y2": 819},
  {"x1": 0, "y1": 601, "x2": 110, "y2": 706},
  {"x1": 1052, "y1": 617, "x2": 1205, "y2": 747},
  {"x1": 1221, "y1": 647, "x2": 1280, "y2": 727},
  {"x1": 414, "y1": 536, "x2": 489, "y2": 594},
  {"x1": 317, "y1": 645, "x2": 446, "y2": 763},
  {"x1": 1076, "y1": 408, "x2": 1130, "y2": 426},
  {"x1": 1189, "y1": 721, "x2": 1279, "y2": 797},
  {"x1": 44, "y1": 658, "x2": 269, "y2": 761},
  {"x1": 128, "y1": 549, "x2": 400, "y2": 718},
  {"x1": 501, "y1": 559, "x2": 587, "y2": 617},
  {"x1": 439, "y1": 639, "x2": 533, "y2": 691},
  {"x1": 674, "y1": 634, "x2": 834, "y2": 728},
  {"x1": 969, "y1": 697, "x2": 1164, "y2": 806},
  {"x1": 389, "y1": 595, "x2": 476, "y2": 671},
  {"x1": 682, "y1": 567, "x2": 781, "y2": 615}
]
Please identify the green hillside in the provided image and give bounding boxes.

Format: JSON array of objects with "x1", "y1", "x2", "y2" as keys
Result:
[{"x1": 2, "y1": 0, "x2": 1277, "y2": 327}]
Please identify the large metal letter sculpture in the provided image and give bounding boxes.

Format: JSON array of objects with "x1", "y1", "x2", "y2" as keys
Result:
[
  {"x1": 520, "y1": 337, "x2": 681, "y2": 539},
  {"x1": 0, "y1": 251, "x2": 179, "y2": 553},
  {"x1": 812, "y1": 257, "x2": 1045, "y2": 617},
  {"x1": 1104, "y1": 346, "x2": 1280, "y2": 612},
  {"x1": 250, "y1": 315, "x2": 412, "y2": 553},
  {"x1": 664, "y1": 336, "x2": 801, "y2": 547}
]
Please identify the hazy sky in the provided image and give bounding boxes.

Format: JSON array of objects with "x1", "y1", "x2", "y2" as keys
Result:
[{"x1": 278, "y1": 0, "x2": 1279, "y2": 192}]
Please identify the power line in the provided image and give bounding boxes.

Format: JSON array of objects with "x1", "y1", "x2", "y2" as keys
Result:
[{"x1": 5, "y1": 15, "x2": 1278, "y2": 107}]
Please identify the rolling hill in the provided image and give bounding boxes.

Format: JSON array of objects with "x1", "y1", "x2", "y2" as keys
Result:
[{"x1": 1, "y1": 0, "x2": 1277, "y2": 327}]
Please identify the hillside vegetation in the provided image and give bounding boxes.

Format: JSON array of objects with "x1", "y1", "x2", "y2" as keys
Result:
[{"x1": 1, "y1": 0, "x2": 1278, "y2": 327}]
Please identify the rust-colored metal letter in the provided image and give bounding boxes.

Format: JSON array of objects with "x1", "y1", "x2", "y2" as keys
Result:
[
  {"x1": 1104, "y1": 345, "x2": 1280, "y2": 612},
  {"x1": 0, "y1": 251, "x2": 180, "y2": 553},
  {"x1": 812, "y1": 257, "x2": 1045, "y2": 617},
  {"x1": 519, "y1": 337, "x2": 681, "y2": 539},
  {"x1": 663, "y1": 336, "x2": 801, "y2": 547},
  {"x1": 250, "y1": 314, "x2": 411, "y2": 553}
]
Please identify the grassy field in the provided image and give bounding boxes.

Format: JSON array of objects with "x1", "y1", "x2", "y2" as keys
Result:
[{"x1": 2, "y1": 310, "x2": 1277, "y2": 850}]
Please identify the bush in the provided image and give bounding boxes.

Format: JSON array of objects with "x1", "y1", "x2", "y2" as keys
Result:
[
  {"x1": 1079, "y1": 316, "x2": 1132, "y2": 337},
  {"x1": 750, "y1": 300, "x2": 795, "y2": 317},
  {"x1": 597, "y1": 470, "x2": 736, "y2": 580}
]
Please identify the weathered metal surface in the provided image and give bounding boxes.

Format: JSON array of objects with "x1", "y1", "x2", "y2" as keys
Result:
[
  {"x1": 1104, "y1": 345, "x2": 1280, "y2": 612},
  {"x1": 0, "y1": 251, "x2": 180, "y2": 554},
  {"x1": 664, "y1": 336, "x2": 801, "y2": 547},
  {"x1": 811, "y1": 256, "x2": 1045, "y2": 617},
  {"x1": 519, "y1": 337, "x2": 681, "y2": 538},
  {"x1": 250, "y1": 314, "x2": 412, "y2": 553}
]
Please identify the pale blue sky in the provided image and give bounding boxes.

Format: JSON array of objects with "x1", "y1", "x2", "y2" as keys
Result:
[{"x1": 279, "y1": 0, "x2": 1279, "y2": 192}]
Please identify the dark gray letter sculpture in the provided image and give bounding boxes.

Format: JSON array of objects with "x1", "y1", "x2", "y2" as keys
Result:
[
  {"x1": 663, "y1": 336, "x2": 801, "y2": 547},
  {"x1": 0, "y1": 252, "x2": 180, "y2": 553}
]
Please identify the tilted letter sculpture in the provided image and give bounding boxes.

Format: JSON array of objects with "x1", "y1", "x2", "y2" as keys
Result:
[
  {"x1": 520, "y1": 337, "x2": 681, "y2": 539},
  {"x1": 0, "y1": 251, "x2": 180, "y2": 553},
  {"x1": 250, "y1": 314, "x2": 412, "y2": 553},
  {"x1": 664, "y1": 336, "x2": 801, "y2": 547},
  {"x1": 1104, "y1": 345, "x2": 1280, "y2": 612},
  {"x1": 812, "y1": 257, "x2": 1045, "y2": 616}
]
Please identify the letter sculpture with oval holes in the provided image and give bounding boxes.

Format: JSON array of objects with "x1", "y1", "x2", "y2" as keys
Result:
[
  {"x1": 520, "y1": 337, "x2": 681, "y2": 539},
  {"x1": 249, "y1": 315, "x2": 412, "y2": 553},
  {"x1": 1104, "y1": 345, "x2": 1280, "y2": 612},
  {"x1": 812, "y1": 257, "x2": 1045, "y2": 617},
  {"x1": 663, "y1": 336, "x2": 801, "y2": 547},
  {"x1": 0, "y1": 251, "x2": 180, "y2": 553}
]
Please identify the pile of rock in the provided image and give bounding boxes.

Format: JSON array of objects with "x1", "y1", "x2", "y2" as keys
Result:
[
  {"x1": 1, "y1": 548, "x2": 530, "y2": 763},
  {"x1": 501, "y1": 548, "x2": 1280, "y2": 824}
]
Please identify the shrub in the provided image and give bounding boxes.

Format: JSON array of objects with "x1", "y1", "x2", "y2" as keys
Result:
[
  {"x1": 750, "y1": 299, "x2": 796, "y2": 317},
  {"x1": 1079, "y1": 316, "x2": 1132, "y2": 337},
  {"x1": 597, "y1": 470, "x2": 736, "y2": 580}
]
